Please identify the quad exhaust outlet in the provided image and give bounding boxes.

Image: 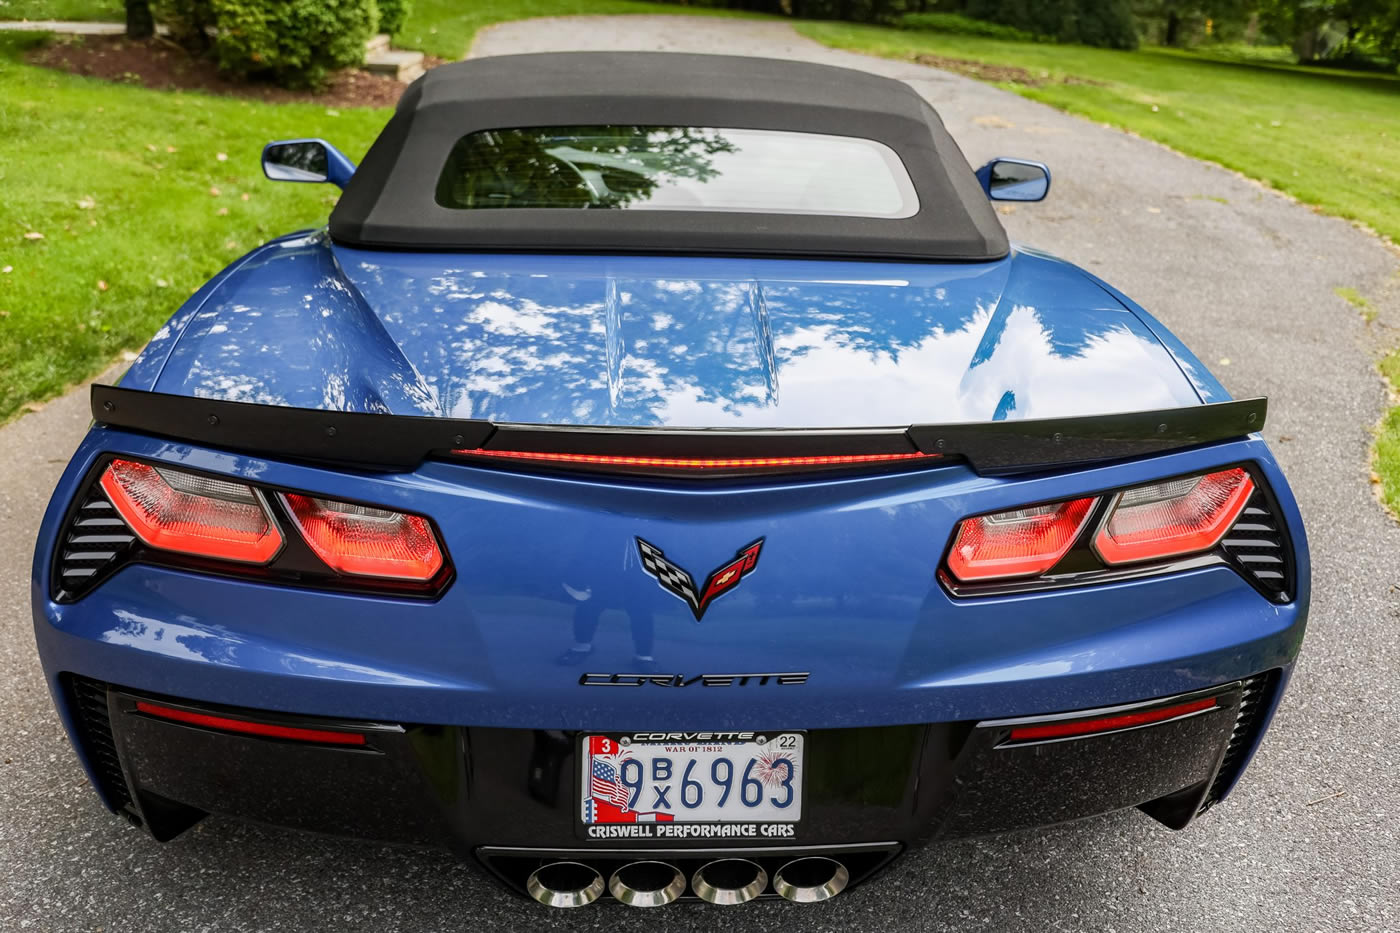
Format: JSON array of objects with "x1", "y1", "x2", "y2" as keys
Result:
[
  {"x1": 772, "y1": 857, "x2": 850, "y2": 903},
  {"x1": 608, "y1": 861, "x2": 687, "y2": 908},
  {"x1": 691, "y1": 858, "x2": 768, "y2": 905},
  {"x1": 525, "y1": 855, "x2": 850, "y2": 906},
  {"x1": 525, "y1": 861, "x2": 605, "y2": 908}
]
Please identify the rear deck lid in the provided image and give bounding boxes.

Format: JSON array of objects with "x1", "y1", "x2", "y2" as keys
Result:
[{"x1": 308, "y1": 245, "x2": 1202, "y2": 427}]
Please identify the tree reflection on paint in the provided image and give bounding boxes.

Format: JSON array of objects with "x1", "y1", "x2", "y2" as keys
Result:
[{"x1": 436, "y1": 126, "x2": 738, "y2": 210}]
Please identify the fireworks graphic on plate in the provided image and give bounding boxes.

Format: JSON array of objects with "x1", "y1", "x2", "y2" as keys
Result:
[{"x1": 753, "y1": 750, "x2": 796, "y2": 787}]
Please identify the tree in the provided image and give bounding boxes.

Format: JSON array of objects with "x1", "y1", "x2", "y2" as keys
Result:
[
  {"x1": 437, "y1": 126, "x2": 739, "y2": 210},
  {"x1": 1258, "y1": 0, "x2": 1400, "y2": 63},
  {"x1": 125, "y1": 0, "x2": 155, "y2": 38},
  {"x1": 1133, "y1": 0, "x2": 1258, "y2": 46},
  {"x1": 963, "y1": 0, "x2": 1142, "y2": 48}
]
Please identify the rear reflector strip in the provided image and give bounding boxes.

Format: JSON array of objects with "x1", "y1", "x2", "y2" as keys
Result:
[
  {"x1": 1006, "y1": 697, "x2": 1218, "y2": 742},
  {"x1": 134, "y1": 701, "x2": 367, "y2": 746},
  {"x1": 455, "y1": 449, "x2": 938, "y2": 470}
]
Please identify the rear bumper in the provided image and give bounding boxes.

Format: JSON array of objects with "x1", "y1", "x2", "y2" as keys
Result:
[{"x1": 61, "y1": 670, "x2": 1284, "y2": 899}]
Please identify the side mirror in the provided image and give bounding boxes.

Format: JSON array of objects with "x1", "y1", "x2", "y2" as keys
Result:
[
  {"x1": 975, "y1": 158, "x2": 1051, "y2": 202},
  {"x1": 262, "y1": 139, "x2": 356, "y2": 190}
]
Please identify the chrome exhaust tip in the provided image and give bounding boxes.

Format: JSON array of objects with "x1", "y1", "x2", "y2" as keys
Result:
[
  {"x1": 691, "y1": 858, "x2": 768, "y2": 906},
  {"x1": 608, "y1": 860, "x2": 686, "y2": 908},
  {"x1": 772, "y1": 857, "x2": 849, "y2": 904},
  {"x1": 525, "y1": 861, "x2": 605, "y2": 908}
]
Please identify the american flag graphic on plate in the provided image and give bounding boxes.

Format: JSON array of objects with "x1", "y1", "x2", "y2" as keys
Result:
[
  {"x1": 590, "y1": 751, "x2": 630, "y2": 809},
  {"x1": 581, "y1": 735, "x2": 677, "y2": 824}
]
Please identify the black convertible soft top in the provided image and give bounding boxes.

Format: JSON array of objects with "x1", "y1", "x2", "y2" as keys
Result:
[{"x1": 328, "y1": 52, "x2": 1010, "y2": 262}]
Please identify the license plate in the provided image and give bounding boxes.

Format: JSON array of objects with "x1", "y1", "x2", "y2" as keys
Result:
[{"x1": 579, "y1": 732, "x2": 803, "y2": 837}]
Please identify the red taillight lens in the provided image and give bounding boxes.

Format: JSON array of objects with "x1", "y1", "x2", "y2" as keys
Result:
[
  {"x1": 282, "y1": 494, "x2": 443, "y2": 581},
  {"x1": 946, "y1": 497, "x2": 1099, "y2": 581},
  {"x1": 100, "y1": 459, "x2": 282, "y2": 564},
  {"x1": 1094, "y1": 468, "x2": 1254, "y2": 565}
]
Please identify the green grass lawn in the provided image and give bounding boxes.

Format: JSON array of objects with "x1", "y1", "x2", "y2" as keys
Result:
[
  {"x1": 0, "y1": 33, "x2": 387, "y2": 421},
  {"x1": 0, "y1": 0, "x2": 121, "y2": 20},
  {"x1": 798, "y1": 22, "x2": 1400, "y2": 244},
  {"x1": 1378, "y1": 349, "x2": 1400, "y2": 517},
  {"x1": 4, "y1": 0, "x2": 1400, "y2": 447}
]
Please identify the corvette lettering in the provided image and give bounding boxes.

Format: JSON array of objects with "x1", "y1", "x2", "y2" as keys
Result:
[
  {"x1": 628, "y1": 732, "x2": 754, "y2": 741},
  {"x1": 636, "y1": 537, "x2": 763, "y2": 620},
  {"x1": 579, "y1": 672, "x2": 809, "y2": 687}
]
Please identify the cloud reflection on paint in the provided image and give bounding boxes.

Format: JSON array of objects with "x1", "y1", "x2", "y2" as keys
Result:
[{"x1": 146, "y1": 238, "x2": 1201, "y2": 426}]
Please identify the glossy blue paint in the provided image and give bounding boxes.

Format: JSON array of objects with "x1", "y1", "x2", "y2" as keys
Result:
[
  {"x1": 33, "y1": 427, "x2": 1307, "y2": 734},
  {"x1": 134, "y1": 233, "x2": 1202, "y2": 425},
  {"x1": 37, "y1": 226, "x2": 1311, "y2": 825}
]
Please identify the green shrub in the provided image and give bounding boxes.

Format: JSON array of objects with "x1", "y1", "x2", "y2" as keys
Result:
[
  {"x1": 150, "y1": 0, "x2": 215, "y2": 48},
  {"x1": 963, "y1": 0, "x2": 1137, "y2": 49},
  {"x1": 896, "y1": 12, "x2": 1034, "y2": 41},
  {"x1": 376, "y1": 0, "x2": 411, "y2": 36},
  {"x1": 1072, "y1": 0, "x2": 1138, "y2": 49},
  {"x1": 207, "y1": 0, "x2": 379, "y2": 89}
]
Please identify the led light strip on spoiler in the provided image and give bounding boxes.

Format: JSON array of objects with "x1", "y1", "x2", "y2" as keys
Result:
[{"x1": 89, "y1": 385, "x2": 1267, "y2": 477}]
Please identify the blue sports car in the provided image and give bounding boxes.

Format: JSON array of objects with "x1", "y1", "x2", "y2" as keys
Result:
[{"x1": 33, "y1": 53, "x2": 1308, "y2": 909}]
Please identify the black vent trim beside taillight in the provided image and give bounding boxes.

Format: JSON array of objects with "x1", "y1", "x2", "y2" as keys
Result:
[
  {"x1": 1218, "y1": 488, "x2": 1294, "y2": 602},
  {"x1": 1199, "y1": 670, "x2": 1278, "y2": 813},
  {"x1": 53, "y1": 489, "x2": 139, "y2": 602},
  {"x1": 63, "y1": 675, "x2": 135, "y2": 813}
]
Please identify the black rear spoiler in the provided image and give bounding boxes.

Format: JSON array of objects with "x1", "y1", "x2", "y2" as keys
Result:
[{"x1": 90, "y1": 385, "x2": 1266, "y2": 477}]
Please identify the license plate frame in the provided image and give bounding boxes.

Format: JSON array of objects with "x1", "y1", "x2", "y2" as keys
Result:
[{"x1": 577, "y1": 731, "x2": 805, "y2": 842}]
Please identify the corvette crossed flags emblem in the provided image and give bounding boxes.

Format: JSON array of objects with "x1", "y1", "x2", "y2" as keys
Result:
[{"x1": 636, "y1": 538, "x2": 764, "y2": 621}]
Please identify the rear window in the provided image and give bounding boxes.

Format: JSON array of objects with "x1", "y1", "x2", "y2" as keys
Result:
[{"x1": 434, "y1": 125, "x2": 919, "y2": 218}]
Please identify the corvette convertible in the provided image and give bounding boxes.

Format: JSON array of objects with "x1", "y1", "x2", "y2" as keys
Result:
[{"x1": 33, "y1": 53, "x2": 1308, "y2": 908}]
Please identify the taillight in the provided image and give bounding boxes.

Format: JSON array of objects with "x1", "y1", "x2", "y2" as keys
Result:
[
  {"x1": 946, "y1": 497, "x2": 1098, "y2": 581},
  {"x1": 100, "y1": 459, "x2": 282, "y2": 564},
  {"x1": 58, "y1": 458, "x2": 453, "y2": 601},
  {"x1": 282, "y1": 494, "x2": 443, "y2": 581},
  {"x1": 1094, "y1": 468, "x2": 1254, "y2": 565}
]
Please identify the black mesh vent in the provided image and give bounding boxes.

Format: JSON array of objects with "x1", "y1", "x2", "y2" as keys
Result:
[
  {"x1": 1220, "y1": 488, "x2": 1293, "y2": 601},
  {"x1": 1200, "y1": 671, "x2": 1277, "y2": 813},
  {"x1": 53, "y1": 490, "x2": 137, "y2": 602},
  {"x1": 64, "y1": 676, "x2": 133, "y2": 812}
]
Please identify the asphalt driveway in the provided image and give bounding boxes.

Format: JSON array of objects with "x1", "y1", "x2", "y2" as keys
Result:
[{"x1": 3, "y1": 17, "x2": 1399, "y2": 932}]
